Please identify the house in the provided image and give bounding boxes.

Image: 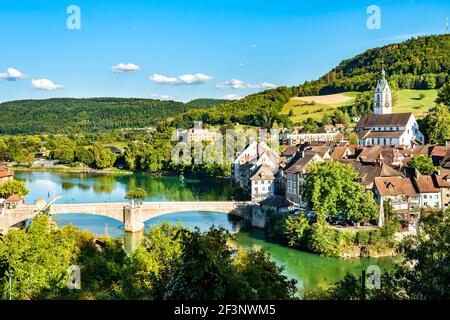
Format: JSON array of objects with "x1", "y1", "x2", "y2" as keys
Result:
[
  {"x1": 249, "y1": 164, "x2": 276, "y2": 202},
  {"x1": 335, "y1": 123, "x2": 345, "y2": 131},
  {"x1": 5, "y1": 195, "x2": 25, "y2": 208},
  {"x1": 286, "y1": 132, "x2": 340, "y2": 145},
  {"x1": 0, "y1": 166, "x2": 14, "y2": 186},
  {"x1": 355, "y1": 69, "x2": 424, "y2": 147},
  {"x1": 259, "y1": 195, "x2": 295, "y2": 215},
  {"x1": 340, "y1": 160, "x2": 403, "y2": 190},
  {"x1": 281, "y1": 145, "x2": 299, "y2": 163},
  {"x1": 324, "y1": 124, "x2": 336, "y2": 133},
  {"x1": 413, "y1": 175, "x2": 442, "y2": 209},
  {"x1": 308, "y1": 146, "x2": 332, "y2": 160},
  {"x1": 373, "y1": 176, "x2": 420, "y2": 227},
  {"x1": 330, "y1": 146, "x2": 352, "y2": 161},
  {"x1": 284, "y1": 151, "x2": 323, "y2": 204},
  {"x1": 104, "y1": 146, "x2": 122, "y2": 155},
  {"x1": 433, "y1": 172, "x2": 450, "y2": 210},
  {"x1": 175, "y1": 121, "x2": 219, "y2": 143},
  {"x1": 233, "y1": 139, "x2": 280, "y2": 185}
]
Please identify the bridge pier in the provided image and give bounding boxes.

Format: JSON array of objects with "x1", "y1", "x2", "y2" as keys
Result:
[{"x1": 123, "y1": 205, "x2": 144, "y2": 232}]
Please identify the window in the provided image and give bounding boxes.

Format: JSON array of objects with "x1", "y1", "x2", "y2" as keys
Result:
[{"x1": 424, "y1": 195, "x2": 427, "y2": 199}]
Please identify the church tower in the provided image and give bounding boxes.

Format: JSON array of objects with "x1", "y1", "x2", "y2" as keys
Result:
[{"x1": 373, "y1": 69, "x2": 392, "y2": 114}]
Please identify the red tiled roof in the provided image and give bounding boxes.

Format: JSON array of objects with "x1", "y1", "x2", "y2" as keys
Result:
[
  {"x1": 355, "y1": 113, "x2": 413, "y2": 128},
  {"x1": 414, "y1": 175, "x2": 440, "y2": 193},
  {"x1": 374, "y1": 177, "x2": 417, "y2": 197}
]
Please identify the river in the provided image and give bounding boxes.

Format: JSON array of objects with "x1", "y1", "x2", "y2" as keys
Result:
[{"x1": 15, "y1": 170, "x2": 397, "y2": 293}]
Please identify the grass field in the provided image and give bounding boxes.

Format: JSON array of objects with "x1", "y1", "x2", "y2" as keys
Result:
[
  {"x1": 281, "y1": 89, "x2": 438, "y2": 123},
  {"x1": 393, "y1": 89, "x2": 438, "y2": 118},
  {"x1": 281, "y1": 92, "x2": 359, "y2": 123}
]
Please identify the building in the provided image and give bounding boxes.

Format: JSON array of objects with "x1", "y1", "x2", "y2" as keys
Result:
[
  {"x1": 286, "y1": 132, "x2": 340, "y2": 145},
  {"x1": 284, "y1": 151, "x2": 323, "y2": 204},
  {"x1": 249, "y1": 164, "x2": 276, "y2": 202},
  {"x1": 233, "y1": 139, "x2": 281, "y2": 200},
  {"x1": 413, "y1": 175, "x2": 442, "y2": 209},
  {"x1": 355, "y1": 69, "x2": 424, "y2": 147},
  {"x1": 373, "y1": 176, "x2": 420, "y2": 227},
  {"x1": 0, "y1": 166, "x2": 14, "y2": 186},
  {"x1": 176, "y1": 121, "x2": 219, "y2": 143},
  {"x1": 433, "y1": 172, "x2": 450, "y2": 209}
]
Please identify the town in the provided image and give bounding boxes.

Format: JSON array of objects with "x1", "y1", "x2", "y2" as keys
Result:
[{"x1": 0, "y1": 1, "x2": 449, "y2": 303}]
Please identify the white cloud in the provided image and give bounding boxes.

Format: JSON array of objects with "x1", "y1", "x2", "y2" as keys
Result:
[
  {"x1": 31, "y1": 79, "x2": 63, "y2": 91},
  {"x1": 111, "y1": 63, "x2": 140, "y2": 73},
  {"x1": 149, "y1": 73, "x2": 213, "y2": 85},
  {"x1": 0, "y1": 67, "x2": 26, "y2": 81},
  {"x1": 222, "y1": 94, "x2": 242, "y2": 100},
  {"x1": 251, "y1": 44, "x2": 257, "y2": 48},
  {"x1": 150, "y1": 94, "x2": 174, "y2": 100},
  {"x1": 254, "y1": 82, "x2": 277, "y2": 90},
  {"x1": 216, "y1": 79, "x2": 247, "y2": 89},
  {"x1": 216, "y1": 79, "x2": 277, "y2": 90}
]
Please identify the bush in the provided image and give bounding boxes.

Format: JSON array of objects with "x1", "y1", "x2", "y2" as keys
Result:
[{"x1": 355, "y1": 231, "x2": 370, "y2": 246}]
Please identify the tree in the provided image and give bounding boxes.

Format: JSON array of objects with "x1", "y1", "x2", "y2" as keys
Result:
[
  {"x1": 284, "y1": 215, "x2": 311, "y2": 247},
  {"x1": 159, "y1": 227, "x2": 298, "y2": 300},
  {"x1": 421, "y1": 104, "x2": 450, "y2": 144},
  {"x1": 14, "y1": 148, "x2": 35, "y2": 166},
  {"x1": 125, "y1": 188, "x2": 147, "y2": 206},
  {"x1": 233, "y1": 248, "x2": 297, "y2": 299},
  {"x1": 436, "y1": 81, "x2": 450, "y2": 106},
  {"x1": 140, "y1": 140, "x2": 172, "y2": 173},
  {"x1": 348, "y1": 132, "x2": 359, "y2": 145},
  {"x1": 91, "y1": 144, "x2": 117, "y2": 169},
  {"x1": 52, "y1": 146, "x2": 75, "y2": 164},
  {"x1": 304, "y1": 161, "x2": 378, "y2": 222},
  {"x1": 0, "y1": 215, "x2": 79, "y2": 299},
  {"x1": 122, "y1": 223, "x2": 183, "y2": 299},
  {"x1": 408, "y1": 155, "x2": 437, "y2": 175},
  {"x1": 75, "y1": 147, "x2": 94, "y2": 166},
  {"x1": 329, "y1": 208, "x2": 450, "y2": 300},
  {"x1": 0, "y1": 180, "x2": 29, "y2": 198}
]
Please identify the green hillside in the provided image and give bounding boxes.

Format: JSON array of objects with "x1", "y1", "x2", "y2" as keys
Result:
[
  {"x1": 281, "y1": 89, "x2": 438, "y2": 122},
  {"x1": 0, "y1": 97, "x2": 224, "y2": 134},
  {"x1": 166, "y1": 34, "x2": 450, "y2": 129}
]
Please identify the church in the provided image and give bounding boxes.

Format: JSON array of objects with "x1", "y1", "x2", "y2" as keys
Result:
[{"x1": 355, "y1": 69, "x2": 424, "y2": 148}]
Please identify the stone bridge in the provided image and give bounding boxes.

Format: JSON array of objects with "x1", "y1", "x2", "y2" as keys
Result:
[{"x1": 0, "y1": 201, "x2": 252, "y2": 234}]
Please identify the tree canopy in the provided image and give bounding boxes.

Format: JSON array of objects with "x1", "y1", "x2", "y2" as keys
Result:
[
  {"x1": 0, "y1": 180, "x2": 29, "y2": 199},
  {"x1": 304, "y1": 161, "x2": 378, "y2": 222}
]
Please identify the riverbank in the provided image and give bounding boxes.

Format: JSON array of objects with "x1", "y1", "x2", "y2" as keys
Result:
[{"x1": 11, "y1": 165, "x2": 134, "y2": 175}]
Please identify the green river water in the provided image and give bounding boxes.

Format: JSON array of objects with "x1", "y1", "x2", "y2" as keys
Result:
[{"x1": 15, "y1": 170, "x2": 397, "y2": 293}]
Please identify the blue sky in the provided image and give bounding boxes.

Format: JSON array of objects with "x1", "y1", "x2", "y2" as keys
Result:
[{"x1": 0, "y1": 0, "x2": 449, "y2": 102}]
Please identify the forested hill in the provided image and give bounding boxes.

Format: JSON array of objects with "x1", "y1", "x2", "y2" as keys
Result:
[
  {"x1": 313, "y1": 33, "x2": 450, "y2": 94},
  {"x1": 0, "y1": 97, "x2": 224, "y2": 134},
  {"x1": 167, "y1": 34, "x2": 450, "y2": 128}
]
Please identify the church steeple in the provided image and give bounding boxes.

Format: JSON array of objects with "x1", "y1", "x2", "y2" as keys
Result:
[{"x1": 373, "y1": 66, "x2": 392, "y2": 114}]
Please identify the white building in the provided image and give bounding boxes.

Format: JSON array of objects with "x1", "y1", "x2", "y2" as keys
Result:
[
  {"x1": 175, "y1": 121, "x2": 218, "y2": 143},
  {"x1": 414, "y1": 175, "x2": 442, "y2": 209},
  {"x1": 250, "y1": 164, "x2": 276, "y2": 202},
  {"x1": 355, "y1": 69, "x2": 424, "y2": 147}
]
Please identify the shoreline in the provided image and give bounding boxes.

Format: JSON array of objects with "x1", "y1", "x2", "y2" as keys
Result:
[{"x1": 11, "y1": 166, "x2": 134, "y2": 175}]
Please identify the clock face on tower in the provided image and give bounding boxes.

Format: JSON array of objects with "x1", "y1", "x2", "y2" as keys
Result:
[
  {"x1": 385, "y1": 102, "x2": 390, "y2": 107},
  {"x1": 375, "y1": 102, "x2": 380, "y2": 107}
]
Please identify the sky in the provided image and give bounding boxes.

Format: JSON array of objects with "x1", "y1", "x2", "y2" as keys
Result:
[{"x1": 0, "y1": 0, "x2": 449, "y2": 103}]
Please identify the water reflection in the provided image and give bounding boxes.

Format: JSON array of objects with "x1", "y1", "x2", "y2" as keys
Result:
[{"x1": 15, "y1": 171, "x2": 242, "y2": 204}]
